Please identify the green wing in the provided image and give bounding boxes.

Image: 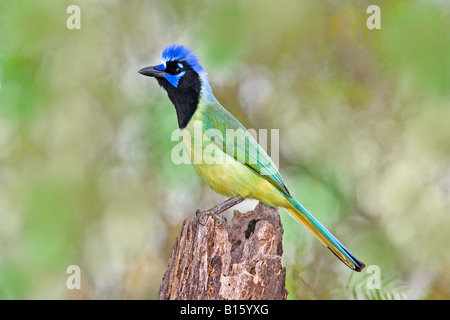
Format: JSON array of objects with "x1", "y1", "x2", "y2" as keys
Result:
[{"x1": 201, "y1": 103, "x2": 291, "y2": 197}]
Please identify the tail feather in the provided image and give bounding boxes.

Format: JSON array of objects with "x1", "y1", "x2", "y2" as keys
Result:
[{"x1": 285, "y1": 198, "x2": 365, "y2": 272}]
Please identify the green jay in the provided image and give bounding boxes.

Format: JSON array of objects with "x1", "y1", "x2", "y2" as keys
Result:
[{"x1": 139, "y1": 44, "x2": 365, "y2": 272}]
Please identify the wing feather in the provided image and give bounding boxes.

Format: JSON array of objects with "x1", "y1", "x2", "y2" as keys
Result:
[{"x1": 201, "y1": 103, "x2": 291, "y2": 197}]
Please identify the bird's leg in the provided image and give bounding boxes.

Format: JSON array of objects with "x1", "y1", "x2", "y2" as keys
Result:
[{"x1": 196, "y1": 195, "x2": 244, "y2": 226}]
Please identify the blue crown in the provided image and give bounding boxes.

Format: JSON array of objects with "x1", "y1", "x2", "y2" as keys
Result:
[{"x1": 161, "y1": 44, "x2": 205, "y2": 76}]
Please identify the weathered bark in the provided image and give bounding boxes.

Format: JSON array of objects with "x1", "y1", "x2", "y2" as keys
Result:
[{"x1": 158, "y1": 202, "x2": 288, "y2": 300}]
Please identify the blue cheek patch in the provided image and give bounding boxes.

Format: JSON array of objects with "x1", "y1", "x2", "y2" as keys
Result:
[{"x1": 165, "y1": 71, "x2": 186, "y2": 88}]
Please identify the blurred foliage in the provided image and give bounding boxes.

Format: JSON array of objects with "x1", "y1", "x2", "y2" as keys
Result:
[{"x1": 0, "y1": 0, "x2": 449, "y2": 299}]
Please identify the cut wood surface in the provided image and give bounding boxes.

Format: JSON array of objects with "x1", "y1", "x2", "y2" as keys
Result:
[{"x1": 159, "y1": 202, "x2": 288, "y2": 300}]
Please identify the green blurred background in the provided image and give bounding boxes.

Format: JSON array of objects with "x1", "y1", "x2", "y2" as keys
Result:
[{"x1": 0, "y1": 0, "x2": 449, "y2": 299}]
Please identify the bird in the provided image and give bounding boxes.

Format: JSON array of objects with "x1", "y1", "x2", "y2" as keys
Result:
[{"x1": 139, "y1": 44, "x2": 365, "y2": 272}]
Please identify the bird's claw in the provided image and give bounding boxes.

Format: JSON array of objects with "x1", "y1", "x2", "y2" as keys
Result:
[
  {"x1": 195, "y1": 209, "x2": 208, "y2": 225},
  {"x1": 196, "y1": 209, "x2": 227, "y2": 227},
  {"x1": 217, "y1": 215, "x2": 227, "y2": 227}
]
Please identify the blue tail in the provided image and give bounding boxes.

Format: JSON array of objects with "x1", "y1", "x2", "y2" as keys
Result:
[{"x1": 285, "y1": 197, "x2": 365, "y2": 272}]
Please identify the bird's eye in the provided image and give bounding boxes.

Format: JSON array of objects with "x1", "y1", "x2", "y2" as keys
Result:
[
  {"x1": 175, "y1": 63, "x2": 184, "y2": 74},
  {"x1": 166, "y1": 61, "x2": 184, "y2": 75}
]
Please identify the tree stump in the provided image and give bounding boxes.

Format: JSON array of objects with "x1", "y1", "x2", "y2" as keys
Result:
[{"x1": 158, "y1": 202, "x2": 288, "y2": 300}]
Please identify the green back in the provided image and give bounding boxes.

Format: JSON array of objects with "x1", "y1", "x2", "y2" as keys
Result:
[{"x1": 199, "y1": 101, "x2": 291, "y2": 198}]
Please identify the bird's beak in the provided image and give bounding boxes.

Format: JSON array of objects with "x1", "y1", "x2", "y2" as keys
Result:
[{"x1": 138, "y1": 65, "x2": 166, "y2": 78}]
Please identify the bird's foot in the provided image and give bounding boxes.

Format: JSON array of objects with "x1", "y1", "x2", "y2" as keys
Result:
[
  {"x1": 195, "y1": 208, "x2": 227, "y2": 227},
  {"x1": 195, "y1": 196, "x2": 244, "y2": 227}
]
